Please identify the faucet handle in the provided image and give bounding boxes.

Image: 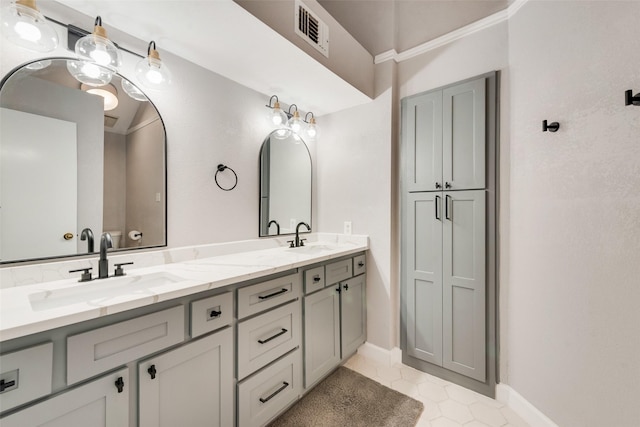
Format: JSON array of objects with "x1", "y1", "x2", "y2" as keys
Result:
[
  {"x1": 299, "y1": 239, "x2": 307, "y2": 247},
  {"x1": 114, "y1": 262, "x2": 134, "y2": 277},
  {"x1": 69, "y1": 267, "x2": 93, "y2": 282},
  {"x1": 287, "y1": 240, "x2": 295, "y2": 248}
]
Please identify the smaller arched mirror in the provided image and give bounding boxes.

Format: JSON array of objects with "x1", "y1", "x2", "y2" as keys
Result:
[{"x1": 259, "y1": 130, "x2": 311, "y2": 236}]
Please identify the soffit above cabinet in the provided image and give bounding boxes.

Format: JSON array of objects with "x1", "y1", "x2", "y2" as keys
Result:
[{"x1": 47, "y1": 0, "x2": 371, "y2": 116}]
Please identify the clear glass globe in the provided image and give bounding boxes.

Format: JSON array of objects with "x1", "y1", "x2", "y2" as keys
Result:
[
  {"x1": 1, "y1": 3, "x2": 58, "y2": 52},
  {"x1": 135, "y1": 56, "x2": 172, "y2": 89},
  {"x1": 67, "y1": 59, "x2": 114, "y2": 86},
  {"x1": 121, "y1": 78, "x2": 148, "y2": 101},
  {"x1": 75, "y1": 33, "x2": 121, "y2": 71}
]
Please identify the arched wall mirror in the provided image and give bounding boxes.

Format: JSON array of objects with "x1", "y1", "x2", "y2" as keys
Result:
[
  {"x1": 0, "y1": 58, "x2": 167, "y2": 264},
  {"x1": 259, "y1": 130, "x2": 311, "y2": 236}
]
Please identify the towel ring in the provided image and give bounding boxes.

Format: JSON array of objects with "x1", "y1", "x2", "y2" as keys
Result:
[{"x1": 215, "y1": 164, "x2": 238, "y2": 191}]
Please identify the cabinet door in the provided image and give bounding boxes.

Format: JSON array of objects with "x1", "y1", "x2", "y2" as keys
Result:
[
  {"x1": 0, "y1": 368, "x2": 129, "y2": 427},
  {"x1": 442, "y1": 190, "x2": 486, "y2": 381},
  {"x1": 403, "y1": 91, "x2": 443, "y2": 192},
  {"x1": 303, "y1": 286, "x2": 340, "y2": 388},
  {"x1": 442, "y1": 78, "x2": 485, "y2": 190},
  {"x1": 340, "y1": 274, "x2": 366, "y2": 358},
  {"x1": 405, "y1": 192, "x2": 443, "y2": 366},
  {"x1": 138, "y1": 328, "x2": 233, "y2": 427}
]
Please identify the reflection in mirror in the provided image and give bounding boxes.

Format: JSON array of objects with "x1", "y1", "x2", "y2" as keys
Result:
[
  {"x1": 259, "y1": 129, "x2": 311, "y2": 237},
  {"x1": 0, "y1": 58, "x2": 167, "y2": 263}
]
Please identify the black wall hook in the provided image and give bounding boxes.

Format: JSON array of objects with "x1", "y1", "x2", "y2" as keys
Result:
[
  {"x1": 542, "y1": 120, "x2": 560, "y2": 132},
  {"x1": 625, "y1": 90, "x2": 640, "y2": 106}
]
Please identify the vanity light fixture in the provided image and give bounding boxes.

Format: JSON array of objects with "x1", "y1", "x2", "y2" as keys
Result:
[
  {"x1": 135, "y1": 41, "x2": 172, "y2": 89},
  {"x1": 0, "y1": 0, "x2": 58, "y2": 52},
  {"x1": 288, "y1": 104, "x2": 303, "y2": 134},
  {"x1": 81, "y1": 83, "x2": 119, "y2": 111},
  {"x1": 304, "y1": 112, "x2": 318, "y2": 140},
  {"x1": 266, "y1": 95, "x2": 289, "y2": 127},
  {"x1": 68, "y1": 16, "x2": 121, "y2": 86}
]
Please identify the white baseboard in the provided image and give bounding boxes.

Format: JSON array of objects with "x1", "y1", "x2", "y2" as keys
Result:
[
  {"x1": 496, "y1": 384, "x2": 559, "y2": 427},
  {"x1": 357, "y1": 342, "x2": 402, "y2": 367}
]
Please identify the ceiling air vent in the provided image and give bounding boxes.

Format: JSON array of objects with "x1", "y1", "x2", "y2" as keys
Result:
[{"x1": 295, "y1": 0, "x2": 329, "y2": 57}]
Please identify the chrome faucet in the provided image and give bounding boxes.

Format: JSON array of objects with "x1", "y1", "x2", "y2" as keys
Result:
[
  {"x1": 98, "y1": 232, "x2": 113, "y2": 279},
  {"x1": 294, "y1": 222, "x2": 311, "y2": 247},
  {"x1": 80, "y1": 228, "x2": 94, "y2": 253},
  {"x1": 268, "y1": 220, "x2": 281, "y2": 235}
]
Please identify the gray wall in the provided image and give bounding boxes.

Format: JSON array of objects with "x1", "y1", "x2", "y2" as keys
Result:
[{"x1": 103, "y1": 131, "x2": 127, "y2": 238}]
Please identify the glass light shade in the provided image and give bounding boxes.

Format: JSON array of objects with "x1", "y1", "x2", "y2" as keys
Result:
[
  {"x1": 121, "y1": 79, "x2": 147, "y2": 101},
  {"x1": 135, "y1": 47, "x2": 172, "y2": 89},
  {"x1": 75, "y1": 30, "x2": 121, "y2": 72},
  {"x1": 269, "y1": 101, "x2": 288, "y2": 126},
  {"x1": 82, "y1": 83, "x2": 118, "y2": 111},
  {"x1": 25, "y1": 59, "x2": 51, "y2": 70},
  {"x1": 1, "y1": 1, "x2": 58, "y2": 52},
  {"x1": 66, "y1": 59, "x2": 114, "y2": 86},
  {"x1": 288, "y1": 110, "x2": 303, "y2": 134},
  {"x1": 305, "y1": 117, "x2": 318, "y2": 139},
  {"x1": 273, "y1": 127, "x2": 292, "y2": 140}
]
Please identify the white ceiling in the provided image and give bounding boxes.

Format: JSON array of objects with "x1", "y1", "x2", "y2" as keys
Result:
[{"x1": 48, "y1": 0, "x2": 372, "y2": 116}]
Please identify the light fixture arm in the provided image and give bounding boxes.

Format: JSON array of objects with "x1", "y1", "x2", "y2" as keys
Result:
[
  {"x1": 304, "y1": 112, "x2": 315, "y2": 123},
  {"x1": 287, "y1": 104, "x2": 298, "y2": 119},
  {"x1": 266, "y1": 95, "x2": 280, "y2": 109}
]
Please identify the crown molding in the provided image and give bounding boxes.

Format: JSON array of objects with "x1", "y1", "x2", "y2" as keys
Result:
[{"x1": 374, "y1": 0, "x2": 529, "y2": 64}]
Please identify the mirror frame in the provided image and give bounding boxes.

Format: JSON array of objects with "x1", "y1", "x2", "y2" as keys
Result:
[
  {"x1": 0, "y1": 57, "x2": 168, "y2": 265},
  {"x1": 259, "y1": 130, "x2": 312, "y2": 237}
]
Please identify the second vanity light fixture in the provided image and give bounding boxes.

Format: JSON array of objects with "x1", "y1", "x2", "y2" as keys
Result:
[
  {"x1": 135, "y1": 41, "x2": 172, "y2": 89},
  {"x1": 265, "y1": 95, "x2": 319, "y2": 140}
]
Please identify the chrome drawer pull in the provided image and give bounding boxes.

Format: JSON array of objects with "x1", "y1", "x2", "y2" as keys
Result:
[
  {"x1": 258, "y1": 328, "x2": 288, "y2": 344},
  {"x1": 259, "y1": 381, "x2": 289, "y2": 403},
  {"x1": 258, "y1": 288, "x2": 288, "y2": 300}
]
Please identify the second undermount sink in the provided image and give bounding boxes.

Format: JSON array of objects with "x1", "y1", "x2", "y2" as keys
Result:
[{"x1": 28, "y1": 271, "x2": 184, "y2": 312}]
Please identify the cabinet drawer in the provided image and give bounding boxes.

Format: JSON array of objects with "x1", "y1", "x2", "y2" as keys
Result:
[
  {"x1": 238, "y1": 273, "x2": 301, "y2": 319},
  {"x1": 67, "y1": 306, "x2": 184, "y2": 385},
  {"x1": 353, "y1": 254, "x2": 366, "y2": 276},
  {"x1": 325, "y1": 259, "x2": 352, "y2": 285},
  {"x1": 303, "y1": 266, "x2": 325, "y2": 295},
  {"x1": 238, "y1": 300, "x2": 301, "y2": 380},
  {"x1": 238, "y1": 349, "x2": 302, "y2": 427},
  {"x1": 0, "y1": 342, "x2": 53, "y2": 413},
  {"x1": 190, "y1": 291, "x2": 233, "y2": 338}
]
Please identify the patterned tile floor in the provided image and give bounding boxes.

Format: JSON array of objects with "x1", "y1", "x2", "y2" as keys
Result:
[{"x1": 343, "y1": 353, "x2": 530, "y2": 427}]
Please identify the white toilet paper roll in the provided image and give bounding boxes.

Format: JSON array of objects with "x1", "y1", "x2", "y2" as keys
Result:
[{"x1": 129, "y1": 230, "x2": 142, "y2": 241}]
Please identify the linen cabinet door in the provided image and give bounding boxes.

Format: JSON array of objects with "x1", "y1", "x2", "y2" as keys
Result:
[
  {"x1": 340, "y1": 273, "x2": 366, "y2": 358},
  {"x1": 0, "y1": 368, "x2": 129, "y2": 427},
  {"x1": 138, "y1": 328, "x2": 233, "y2": 427},
  {"x1": 402, "y1": 91, "x2": 443, "y2": 192},
  {"x1": 442, "y1": 190, "x2": 486, "y2": 381},
  {"x1": 442, "y1": 78, "x2": 486, "y2": 190},
  {"x1": 304, "y1": 286, "x2": 340, "y2": 388},
  {"x1": 405, "y1": 192, "x2": 443, "y2": 366}
]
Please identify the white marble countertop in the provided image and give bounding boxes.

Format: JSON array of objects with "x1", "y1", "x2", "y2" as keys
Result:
[{"x1": 0, "y1": 237, "x2": 368, "y2": 342}]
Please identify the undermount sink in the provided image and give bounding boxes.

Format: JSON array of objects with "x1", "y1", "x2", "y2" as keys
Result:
[
  {"x1": 285, "y1": 244, "x2": 340, "y2": 255},
  {"x1": 28, "y1": 271, "x2": 184, "y2": 312}
]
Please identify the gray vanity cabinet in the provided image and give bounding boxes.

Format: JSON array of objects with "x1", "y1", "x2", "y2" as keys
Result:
[
  {"x1": 0, "y1": 368, "x2": 129, "y2": 426},
  {"x1": 403, "y1": 77, "x2": 485, "y2": 192},
  {"x1": 138, "y1": 328, "x2": 233, "y2": 427},
  {"x1": 303, "y1": 286, "x2": 341, "y2": 387},
  {"x1": 303, "y1": 256, "x2": 367, "y2": 389},
  {"x1": 340, "y1": 273, "x2": 367, "y2": 358}
]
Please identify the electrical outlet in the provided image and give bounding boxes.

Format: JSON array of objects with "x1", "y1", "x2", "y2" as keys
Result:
[{"x1": 344, "y1": 221, "x2": 352, "y2": 235}]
